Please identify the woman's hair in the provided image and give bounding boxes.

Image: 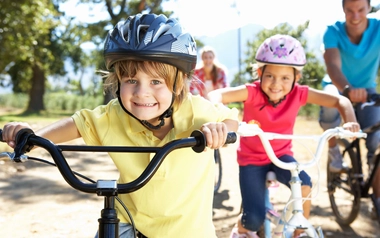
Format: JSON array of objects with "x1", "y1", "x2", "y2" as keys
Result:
[{"x1": 103, "y1": 61, "x2": 189, "y2": 109}]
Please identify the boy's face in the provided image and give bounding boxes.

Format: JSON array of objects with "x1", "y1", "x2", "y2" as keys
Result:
[
  {"x1": 119, "y1": 70, "x2": 173, "y2": 123},
  {"x1": 260, "y1": 65, "x2": 298, "y2": 103}
]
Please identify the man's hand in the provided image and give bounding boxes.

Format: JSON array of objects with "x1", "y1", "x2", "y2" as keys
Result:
[{"x1": 348, "y1": 88, "x2": 368, "y2": 103}]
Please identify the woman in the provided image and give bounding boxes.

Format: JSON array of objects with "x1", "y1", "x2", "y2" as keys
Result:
[{"x1": 190, "y1": 46, "x2": 228, "y2": 98}]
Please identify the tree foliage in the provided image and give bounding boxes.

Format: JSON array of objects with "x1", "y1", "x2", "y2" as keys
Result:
[{"x1": 0, "y1": 0, "x2": 171, "y2": 112}]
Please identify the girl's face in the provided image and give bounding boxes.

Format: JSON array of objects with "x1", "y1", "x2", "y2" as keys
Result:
[
  {"x1": 119, "y1": 70, "x2": 173, "y2": 123},
  {"x1": 260, "y1": 65, "x2": 299, "y2": 103}
]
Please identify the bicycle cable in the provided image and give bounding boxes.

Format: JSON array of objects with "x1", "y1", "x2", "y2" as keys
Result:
[{"x1": 26, "y1": 156, "x2": 138, "y2": 237}]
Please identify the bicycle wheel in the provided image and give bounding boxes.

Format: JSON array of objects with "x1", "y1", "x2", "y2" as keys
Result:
[
  {"x1": 327, "y1": 138, "x2": 362, "y2": 225},
  {"x1": 214, "y1": 149, "x2": 222, "y2": 193}
]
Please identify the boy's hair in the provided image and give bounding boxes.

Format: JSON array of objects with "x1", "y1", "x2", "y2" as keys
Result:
[{"x1": 104, "y1": 61, "x2": 189, "y2": 109}]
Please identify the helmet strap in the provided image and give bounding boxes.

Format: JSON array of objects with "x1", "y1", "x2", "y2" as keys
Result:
[{"x1": 116, "y1": 69, "x2": 178, "y2": 130}]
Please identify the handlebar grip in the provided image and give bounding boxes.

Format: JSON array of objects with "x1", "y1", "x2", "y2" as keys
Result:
[
  {"x1": 0, "y1": 129, "x2": 3, "y2": 142},
  {"x1": 368, "y1": 93, "x2": 380, "y2": 105},
  {"x1": 225, "y1": 132, "x2": 237, "y2": 144}
]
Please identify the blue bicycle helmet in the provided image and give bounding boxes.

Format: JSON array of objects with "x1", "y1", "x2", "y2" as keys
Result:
[
  {"x1": 103, "y1": 13, "x2": 197, "y2": 130},
  {"x1": 104, "y1": 13, "x2": 197, "y2": 73}
]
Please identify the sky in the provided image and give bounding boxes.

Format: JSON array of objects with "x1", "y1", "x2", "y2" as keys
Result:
[
  {"x1": 164, "y1": 0, "x2": 380, "y2": 37},
  {"x1": 59, "y1": 0, "x2": 380, "y2": 38}
]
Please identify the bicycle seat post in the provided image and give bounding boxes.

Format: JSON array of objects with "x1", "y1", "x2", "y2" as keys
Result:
[{"x1": 97, "y1": 180, "x2": 119, "y2": 238}]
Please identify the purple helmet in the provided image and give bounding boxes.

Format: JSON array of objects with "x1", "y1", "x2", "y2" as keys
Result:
[{"x1": 255, "y1": 34, "x2": 306, "y2": 71}]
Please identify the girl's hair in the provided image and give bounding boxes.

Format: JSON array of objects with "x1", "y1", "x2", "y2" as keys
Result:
[
  {"x1": 103, "y1": 61, "x2": 189, "y2": 109},
  {"x1": 200, "y1": 46, "x2": 224, "y2": 86}
]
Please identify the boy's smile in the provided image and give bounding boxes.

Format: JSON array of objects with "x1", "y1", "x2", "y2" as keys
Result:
[{"x1": 119, "y1": 70, "x2": 173, "y2": 123}]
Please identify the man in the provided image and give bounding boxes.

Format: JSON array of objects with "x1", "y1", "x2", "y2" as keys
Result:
[{"x1": 319, "y1": 0, "x2": 380, "y2": 219}]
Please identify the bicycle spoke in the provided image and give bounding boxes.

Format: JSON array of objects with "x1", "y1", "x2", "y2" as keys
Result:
[{"x1": 327, "y1": 139, "x2": 361, "y2": 225}]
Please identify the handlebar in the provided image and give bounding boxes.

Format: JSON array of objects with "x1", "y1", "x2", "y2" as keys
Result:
[
  {"x1": 361, "y1": 93, "x2": 380, "y2": 109},
  {"x1": 0, "y1": 129, "x2": 237, "y2": 195},
  {"x1": 237, "y1": 122, "x2": 367, "y2": 171}
]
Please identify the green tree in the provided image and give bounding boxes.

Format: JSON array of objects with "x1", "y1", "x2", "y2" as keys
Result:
[
  {"x1": 0, "y1": 0, "x2": 62, "y2": 112},
  {"x1": 0, "y1": 0, "x2": 171, "y2": 113}
]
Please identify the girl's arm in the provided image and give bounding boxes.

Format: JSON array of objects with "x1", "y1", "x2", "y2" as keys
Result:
[
  {"x1": 307, "y1": 87, "x2": 359, "y2": 127},
  {"x1": 207, "y1": 85, "x2": 248, "y2": 104}
]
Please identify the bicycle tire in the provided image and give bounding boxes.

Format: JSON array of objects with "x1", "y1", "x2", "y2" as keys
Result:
[
  {"x1": 214, "y1": 149, "x2": 222, "y2": 193},
  {"x1": 327, "y1": 138, "x2": 362, "y2": 225}
]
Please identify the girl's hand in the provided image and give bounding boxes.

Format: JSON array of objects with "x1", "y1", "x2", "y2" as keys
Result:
[
  {"x1": 2, "y1": 122, "x2": 32, "y2": 148},
  {"x1": 342, "y1": 122, "x2": 360, "y2": 132},
  {"x1": 200, "y1": 122, "x2": 228, "y2": 150}
]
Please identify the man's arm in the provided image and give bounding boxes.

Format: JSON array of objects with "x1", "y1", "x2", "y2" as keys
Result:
[
  {"x1": 324, "y1": 48, "x2": 367, "y2": 102},
  {"x1": 324, "y1": 48, "x2": 349, "y2": 92}
]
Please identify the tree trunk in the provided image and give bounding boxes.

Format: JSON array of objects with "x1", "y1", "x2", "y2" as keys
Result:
[{"x1": 26, "y1": 62, "x2": 45, "y2": 112}]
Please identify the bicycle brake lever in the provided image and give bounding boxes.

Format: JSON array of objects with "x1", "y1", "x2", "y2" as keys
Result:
[{"x1": 0, "y1": 152, "x2": 28, "y2": 162}]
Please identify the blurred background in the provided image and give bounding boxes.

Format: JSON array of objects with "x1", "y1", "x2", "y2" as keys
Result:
[{"x1": 1, "y1": 0, "x2": 380, "y2": 117}]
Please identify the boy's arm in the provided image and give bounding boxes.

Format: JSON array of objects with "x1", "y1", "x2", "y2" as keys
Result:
[
  {"x1": 36, "y1": 117, "x2": 81, "y2": 144},
  {"x1": 2, "y1": 117, "x2": 81, "y2": 148},
  {"x1": 222, "y1": 118, "x2": 239, "y2": 132}
]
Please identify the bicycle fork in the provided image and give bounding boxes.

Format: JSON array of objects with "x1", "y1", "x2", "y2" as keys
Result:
[{"x1": 271, "y1": 170, "x2": 323, "y2": 238}]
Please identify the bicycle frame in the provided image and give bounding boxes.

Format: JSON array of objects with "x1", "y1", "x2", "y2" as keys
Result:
[
  {"x1": 349, "y1": 122, "x2": 380, "y2": 198},
  {"x1": 0, "y1": 129, "x2": 237, "y2": 238},
  {"x1": 237, "y1": 123, "x2": 366, "y2": 238}
]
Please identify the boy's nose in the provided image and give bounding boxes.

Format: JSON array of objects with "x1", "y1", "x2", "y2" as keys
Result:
[{"x1": 134, "y1": 84, "x2": 151, "y2": 96}]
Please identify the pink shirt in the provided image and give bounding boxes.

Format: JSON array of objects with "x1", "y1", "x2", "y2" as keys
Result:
[{"x1": 238, "y1": 81, "x2": 309, "y2": 166}]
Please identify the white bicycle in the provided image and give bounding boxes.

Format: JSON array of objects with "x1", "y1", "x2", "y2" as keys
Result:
[{"x1": 237, "y1": 122, "x2": 367, "y2": 238}]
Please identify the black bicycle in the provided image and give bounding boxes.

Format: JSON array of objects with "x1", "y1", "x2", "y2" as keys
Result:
[
  {"x1": 327, "y1": 93, "x2": 380, "y2": 225},
  {"x1": 214, "y1": 148, "x2": 222, "y2": 193},
  {"x1": 0, "y1": 128, "x2": 236, "y2": 238}
]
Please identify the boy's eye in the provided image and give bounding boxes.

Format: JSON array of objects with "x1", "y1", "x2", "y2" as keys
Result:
[
  {"x1": 125, "y1": 79, "x2": 137, "y2": 84},
  {"x1": 151, "y1": 80, "x2": 162, "y2": 85}
]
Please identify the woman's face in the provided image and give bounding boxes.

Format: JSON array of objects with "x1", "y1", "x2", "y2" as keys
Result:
[
  {"x1": 119, "y1": 70, "x2": 172, "y2": 123},
  {"x1": 260, "y1": 65, "x2": 298, "y2": 103},
  {"x1": 343, "y1": 0, "x2": 370, "y2": 35},
  {"x1": 201, "y1": 51, "x2": 215, "y2": 68}
]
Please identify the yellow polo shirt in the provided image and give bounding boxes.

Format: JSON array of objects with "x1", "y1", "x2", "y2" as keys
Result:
[{"x1": 72, "y1": 94, "x2": 238, "y2": 238}]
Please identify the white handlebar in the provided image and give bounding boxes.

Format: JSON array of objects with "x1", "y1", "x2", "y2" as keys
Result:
[{"x1": 237, "y1": 122, "x2": 367, "y2": 171}]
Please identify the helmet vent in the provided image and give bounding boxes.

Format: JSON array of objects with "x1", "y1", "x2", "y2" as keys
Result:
[{"x1": 137, "y1": 24, "x2": 150, "y2": 45}]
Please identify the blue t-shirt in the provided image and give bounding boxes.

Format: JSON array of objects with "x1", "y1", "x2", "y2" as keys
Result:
[{"x1": 323, "y1": 18, "x2": 380, "y2": 89}]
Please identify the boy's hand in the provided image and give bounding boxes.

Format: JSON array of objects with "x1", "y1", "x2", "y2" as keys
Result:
[
  {"x1": 2, "y1": 122, "x2": 32, "y2": 148},
  {"x1": 200, "y1": 122, "x2": 228, "y2": 150}
]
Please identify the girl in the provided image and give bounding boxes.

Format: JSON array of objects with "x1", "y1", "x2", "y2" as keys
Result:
[
  {"x1": 1, "y1": 14, "x2": 239, "y2": 238},
  {"x1": 208, "y1": 34, "x2": 360, "y2": 238}
]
